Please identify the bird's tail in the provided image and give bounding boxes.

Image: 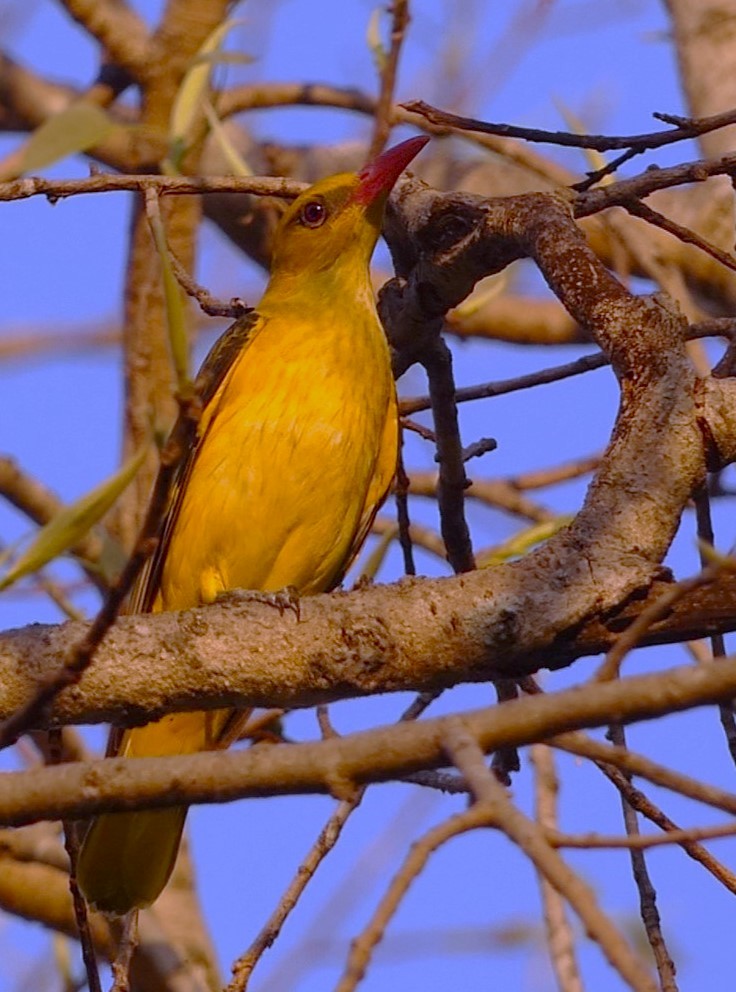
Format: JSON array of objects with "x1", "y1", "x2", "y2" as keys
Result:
[
  {"x1": 76, "y1": 804, "x2": 188, "y2": 915},
  {"x1": 77, "y1": 709, "x2": 233, "y2": 914}
]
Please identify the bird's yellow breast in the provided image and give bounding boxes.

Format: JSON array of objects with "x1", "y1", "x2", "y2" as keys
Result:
[{"x1": 157, "y1": 289, "x2": 397, "y2": 610}]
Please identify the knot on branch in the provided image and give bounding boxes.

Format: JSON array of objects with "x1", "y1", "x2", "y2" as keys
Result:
[{"x1": 696, "y1": 378, "x2": 736, "y2": 471}]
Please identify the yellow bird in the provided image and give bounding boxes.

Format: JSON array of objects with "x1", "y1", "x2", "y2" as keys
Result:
[{"x1": 77, "y1": 135, "x2": 429, "y2": 915}]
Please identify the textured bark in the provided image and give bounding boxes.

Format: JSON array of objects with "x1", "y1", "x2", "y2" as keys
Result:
[
  {"x1": 4, "y1": 182, "x2": 736, "y2": 730},
  {"x1": 2, "y1": 658, "x2": 736, "y2": 826}
]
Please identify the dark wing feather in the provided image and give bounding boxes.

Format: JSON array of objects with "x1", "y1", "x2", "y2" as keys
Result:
[{"x1": 127, "y1": 311, "x2": 261, "y2": 615}]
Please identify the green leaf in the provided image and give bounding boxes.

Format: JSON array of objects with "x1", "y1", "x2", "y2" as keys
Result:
[
  {"x1": 358, "y1": 525, "x2": 397, "y2": 582},
  {"x1": 169, "y1": 17, "x2": 247, "y2": 154},
  {"x1": 554, "y1": 98, "x2": 611, "y2": 183},
  {"x1": 201, "y1": 97, "x2": 252, "y2": 176},
  {"x1": 0, "y1": 447, "x2": 147, "y2": 592},
  {"x1": 477, "y1": 515, "x2": 574, "y2": 568},
  {"x1": 19, "y1": 104, "x2": 113, "y2": 175},
  {"x1": 366, "y1": 7, "x2": 387, "y2": 73},
  {"x1": 147, "y1": 204, "x2": 190, "y2": 390},
  {"x1": 190, "y1": 51, "x2": 255, "y2": 69}
]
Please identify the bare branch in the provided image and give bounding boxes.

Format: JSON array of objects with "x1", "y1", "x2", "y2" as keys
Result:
[
  {"x1": 551, "y1": 821, "x2": 736, "y2": 850},
  {"x1": 443, "y1": 725, "x2": 656, "y2": 992},
  {"x1": 368, "y1": 1, "x2": 410, "y2": 158},
  {"x1": 334, "y1": 804, "x2": 490, "y2": 992},
  {"x1": 621, "y1": 196, "x2": 736, "y2": 275},
  {"x1": 596, "y1": 568, "x2": 719, "y2": 682},
  {"x1": 421, "y1": 337, "x2": 475, "y2": 572},
  {"x1": 5, "y1": 660, "x2": 736, "y2": 825},
  {"x1": 595, "y1": 756, "x2": 736, "y2": 894},
  {"x1": 531, "y1": 745, "x2": 583, "y2": 992},
  {"x1": 404, "y1": 98, "x2": 736, "y2": 156},
  {"x1": 575, "y1": 154, "x2": 736, "y2": 217},
  {"x1": 0, "y1": 174, "x2": 305, "y2": 204},
  {"x1": 693, "y1": 490, "x2": 736, "y2": 767},
  {"x1": 607, "y1": 724, "x2": 679, "y2": 991},
  {"x1": 552, "y1": 731, "x2": 736, "y2": 822},
  {"x1": 59, "y1": 0, "x2": 149, "y2": 78},
  {"x1": 408, "y1": 470, "x2": 554, "y2": 523}
]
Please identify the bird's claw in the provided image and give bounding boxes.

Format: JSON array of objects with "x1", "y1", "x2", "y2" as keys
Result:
[{"x1": 216, "y1": 585, "x2": 301, "y2": 621}]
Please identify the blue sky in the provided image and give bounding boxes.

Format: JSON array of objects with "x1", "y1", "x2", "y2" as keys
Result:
[{"x1": 3, "y1": 2, "x2": 735, "y2": 990}]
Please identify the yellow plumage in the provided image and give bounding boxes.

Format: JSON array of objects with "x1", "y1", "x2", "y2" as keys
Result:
[{"x1": 77, "y1": 136, "x2": 428, "y2": 914}]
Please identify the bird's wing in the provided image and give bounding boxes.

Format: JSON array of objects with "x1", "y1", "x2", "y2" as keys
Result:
[
  {"x1": 329, "y1": 393, "x2": 399, "y2": 590},
  {"x1": 127, "y1": 310, "x2": 261, "y2": 616}
]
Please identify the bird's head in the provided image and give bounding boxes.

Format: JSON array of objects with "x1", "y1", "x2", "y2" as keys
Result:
[{"x1": 268, "y1": 136, "x2": 429, "y2": 283}]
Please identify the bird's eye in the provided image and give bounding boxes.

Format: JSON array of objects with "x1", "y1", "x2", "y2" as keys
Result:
[{"x1": 300, "y1": 200, "x2": 327, "y2": 228}]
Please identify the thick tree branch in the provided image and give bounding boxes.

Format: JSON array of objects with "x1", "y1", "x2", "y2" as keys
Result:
[
  {"x1": 4, "y1": 565, "x2": 736, "y2": 728},
  {"x1": 59, "y1": 0, "x2": 149, "y2": 79},
  {"x1": 3, "y1": 658, "x2": 736, "y2": 827},
  {"x1": 4, "y1": 182, "x2": 736, "y2": 724}
]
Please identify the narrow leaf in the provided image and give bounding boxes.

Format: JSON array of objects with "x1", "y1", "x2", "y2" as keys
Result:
[
  {"x1": 190, "y1": 51, "x2": 255, "y2": 69},
  {"x1": 146, "y1": 200, "x2": 190, "y2": 391},
  {"x1": 359, "y1": 525, "x2": 397, "y2": 582},
  {"x1": 0, "y1": 447, "x2": 147, "y2": 592},
  {"x1": 555, "y1": 99, "x2": 612, "y2": 184},
  {"x1": 452, "y1": 273, "x2": 509, "y2": 321},
  {"x1": 366, "y1": 7, "x2": 387, "y2": 73},
  {"x1": 19, "y1": 104, "x2": 113, "y2": 176},
  {"x1": 697, "y1": 539, "x2": 736, "y2": 572},
  {"x1": 477, "y1": 515, "x2": 574, "y2": 568},
  {"x1": 169, "y1": 18, "x2": 246, "y2": 152},
  {"x1": 202, "y1": 98, "x2": 252, "y2": 176}
]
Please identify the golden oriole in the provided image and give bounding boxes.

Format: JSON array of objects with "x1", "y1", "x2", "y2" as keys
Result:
[{"x1": 77, "y1": 135, "x2": 429, "y2": 914}]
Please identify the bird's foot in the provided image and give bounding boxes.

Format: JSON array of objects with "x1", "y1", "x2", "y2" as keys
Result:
[{"x1": 216, "y1": 585, "x2": 301, "y2": 621}]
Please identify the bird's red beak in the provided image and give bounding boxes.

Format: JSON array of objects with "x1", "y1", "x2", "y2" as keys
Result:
[{"x1": 353, "y1": 135, "x2": 430, "y2": 205}]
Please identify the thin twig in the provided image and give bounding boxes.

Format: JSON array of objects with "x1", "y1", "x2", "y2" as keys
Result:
[
  {"x1": 316, "y1": 704, "x2": 339, "y2": 740},
  {"x1": 550, "y1": 730, "x2": 736, "y2": 820},
  {"x1": 368, "y1": 1, "x2": 410, "y2": 159},
  {"x1": 694, "y1": 489, "x2": 736, "y2": 768},
  {"x1": 28, "y1": 570, "x2": 87, "y2": 621},
  {"x1": 490, "y1": 680, "x2": 520, "y2": 785},
  {"x1": 574, "y1": 154, "x2": 736, "y2": 217},
  {"x1": 399, "y1": 416, "x2": 436, "y2": 443},
  {"x1": 441, "y1": 724, "x2": 657, "y2": 992},
  {"x1": 531, "y1": 745, "x2": 583, "y2": 992},
  {"x1": 167, "y1": 248, "x2": 250, "y2": 318},
  {"x1": 422, "y1": 336, "x2": 475, "y2": 572},
  {"x1": 596, "y1": 567, "x2": 718, "y2": 681},
  {"x1": 550, "y1": 821, "x2": 736, "y2": 850},
  {"x1": 395, "y1": 442, "x2": 417, "y2": 575},
  {"x1": 399, "y1": 769, "x2": 469, "y2": 793},
  {"x1": 403, "y1": 98, "x2": 736, "y2": 155},
  {"x1": 110, "y1": 912, "x2": 138, "y2": 992},
  {"x1": 402, "y1": 319, "x2": 736, "y2": 419},
  {"x1": 227, "y1": 792, "x2": 367, "y2": 992},
  {"x1": 227, "y1": 690, "x2": 439, "y2": 991},
  {"x1": 371, "y1": 515, "x2": 447, "y2": 562},
  {"x1": 48, "y1": 730, "x2": 102, "y2": 992},
  {"x1": 335, "y1": 804, "x2": 490, "y2": 992},
  {"x1": 571, "y1": 738, "x2": 736, "y2": 894},
  {"x1": 508, "y1": 454, "x2": 600, "y2": 490},
  {"x1": 0, "y1": 173, "x2": 305, "y2": 203},
  {"x1": 607, "y1": 724, "x2": 679, "y2": 991},
  {"x1": 408, "y1": 470, "x2": 553, "y2": 523},
  {"x1": 462, "y1": 436, "x2": 497, "y2": 462},
  {"x1": 400, "y1": 351, "x2": 608, "y2": 416},
  {"x1": 621, "y1": 197, "x2": 736, "y2": 275}
]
